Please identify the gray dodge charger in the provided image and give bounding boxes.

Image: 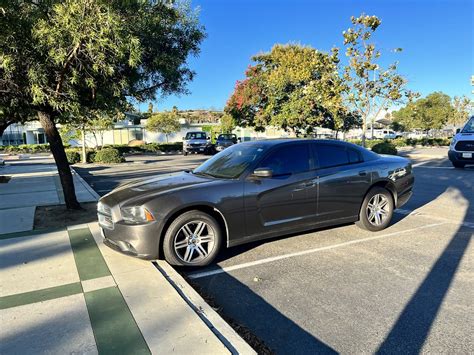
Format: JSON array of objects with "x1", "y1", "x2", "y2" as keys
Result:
[{"x1": 97, "y1": 139, "x2": 414, "y2": 266}]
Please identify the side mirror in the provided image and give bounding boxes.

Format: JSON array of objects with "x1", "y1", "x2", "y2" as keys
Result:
[
  {"x1": 253, "y1": 167, "x2": 273, "y2": 178},
  {"x1": 456, "y1": 128, "x2": 461, "y2": 134}
]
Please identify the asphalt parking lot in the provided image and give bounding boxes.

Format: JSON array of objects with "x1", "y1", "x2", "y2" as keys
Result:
[{"x1": 75, "y1": 152, "x2": 473, "y2": 354}]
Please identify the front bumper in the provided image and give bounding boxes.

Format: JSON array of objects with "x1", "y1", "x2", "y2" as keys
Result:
[
  {"x1": 99, "y1": 217, "x2": 164, "y2": 260},
  {"x1": 183, "y1": 145, "x2": 211, "y2": 153},
  {"x1": 448, "y1": 150, "x2": 474, "y2": 163}
]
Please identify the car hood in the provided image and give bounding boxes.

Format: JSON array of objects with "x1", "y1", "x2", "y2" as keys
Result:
[{"x1": 100, "y1": 171, "x2": 212, "y2": 207}]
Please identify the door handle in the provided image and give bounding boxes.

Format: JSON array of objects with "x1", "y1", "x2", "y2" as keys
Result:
[{"x1": 358, "y1": 170, "x2": 367, "y2": 176}]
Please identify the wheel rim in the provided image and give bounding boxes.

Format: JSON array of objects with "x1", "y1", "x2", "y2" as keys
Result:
[
  {"x1": 174, "y1": 220, "x2": 215, "y2": 264},
  {"x1": 366, "y1": 194, "x2": 390, "y2": 226}
]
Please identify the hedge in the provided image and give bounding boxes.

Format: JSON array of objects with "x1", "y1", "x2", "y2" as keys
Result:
[
  {"x1": 94, "y1": 148, "x2": 125, "y2": 163},
  {"x1": 371, "y1": 142, "x2": 398, "y2": 155},
  {"x1": 347, "y1": 137, "x2": 450, "y2": 148},
  {"x1": 65, "y1": 149, "x2": 81, "y2": 164}
]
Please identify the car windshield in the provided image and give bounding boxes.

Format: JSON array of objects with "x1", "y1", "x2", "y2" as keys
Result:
[
  {"x1": 186, "y1": 132, "x2": 207, "y2": 140},
  {"x1": 218, "y1": 134, "x2": 235, "y2": 140},
  {"x1": 461, "y1": 116, "x2": 474, "y2": 133},
  {"x1": 193, "y1": 143, "x2": 267, "y2": 179}
]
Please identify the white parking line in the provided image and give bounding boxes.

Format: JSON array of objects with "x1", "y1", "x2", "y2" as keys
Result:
[
  {"x1": 396, "y1": 208, "x2": 474, "y2": 229},
  {"x1": 188, "y1": 222, "x2": 448, "y2": 280}
]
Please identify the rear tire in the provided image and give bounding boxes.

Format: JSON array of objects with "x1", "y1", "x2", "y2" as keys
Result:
[
  {"x1": 163, "y1": 210, "x2": 222, "y2": 266},
  {"x1": 452, "y1": 161, "x2": 465, "y2": 169},
  {"x1": 183, "y1": 151, "x2": 188, "y2": 156},
  {"x1": 356, "y1": 187, "x2": 394, "y2": 232}
]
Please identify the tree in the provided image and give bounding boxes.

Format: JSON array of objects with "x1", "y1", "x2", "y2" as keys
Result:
[
  {"x1": 392, "y1": 92, "x2": 454, "y2": 132},
  {"x1": 450, "y1": 95, "x2": 472, "y2": 128},
  {"x1": 146, "y1": 111, "x2": 181, "y2": 142},
  {"x1": 225, "y1": 44, "x2": 344, "y2": 134},
  {"x1": 220, "y1": 113, "x2": 235, "y2": 133},
  {"x1": 342, "y1": 14, "x2": 417, "y2": 146},
  {"x1": 1, "y1": 1, "x2": 205, "y2": 208}
]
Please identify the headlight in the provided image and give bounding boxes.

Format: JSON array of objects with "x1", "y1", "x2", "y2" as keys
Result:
[
  {"x1": 121, "y1": 206, "x2": 155, "y2": 224},
  {"x1": 97, "y1": 201, "x2": 110, "y2": 215},
  {"x1": 450, "y1": 138, "x2": 457, "y2": 149}
]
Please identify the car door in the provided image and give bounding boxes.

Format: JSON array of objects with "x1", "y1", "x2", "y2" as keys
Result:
[
  {"x1": 313, "y1": 144, "x2": 371, "y2": 223},
  {"x1": 243, "y1": 142, "x2": 318, "y2": 239}
]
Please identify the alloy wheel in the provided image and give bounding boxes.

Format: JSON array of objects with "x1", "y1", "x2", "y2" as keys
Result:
[
  {"x1": 174, "y1": 220, "x2": 215, "y2": 264},
  {"x1": 366, "y1": 194, "x2": 390, "y2": 226}
]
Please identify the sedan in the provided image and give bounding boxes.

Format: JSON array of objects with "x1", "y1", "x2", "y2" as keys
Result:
[{"x1": 97, "y1": 139, "x2": 414, "y2": 266}]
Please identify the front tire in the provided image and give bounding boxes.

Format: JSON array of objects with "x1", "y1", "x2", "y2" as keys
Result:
[
  {"x1": 163, "y1": 210, "x2": 222, "y2": 266},
  {"x1": 356, "y1": 187, "x2": 394, "y2": 231},
  {"x1": 452, "y1": 161, "x2": 465, "y2": 169}
]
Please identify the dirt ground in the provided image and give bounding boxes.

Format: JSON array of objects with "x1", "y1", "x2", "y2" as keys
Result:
[{"x1": 34, "y1": 202, "x2": 98, "y2": 229}]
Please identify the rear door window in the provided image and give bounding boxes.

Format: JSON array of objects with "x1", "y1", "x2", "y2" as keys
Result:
[
  {"x1": 314, "y1": 144, "x2": 350, "y2": 168},
  {"x1": 258, "y1": 144, "x2": 311, "y2": 176}
]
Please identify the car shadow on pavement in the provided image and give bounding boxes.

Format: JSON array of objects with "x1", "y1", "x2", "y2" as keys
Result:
[
  {"x1": 377, "y1": 205, "x2": 472, "y2": 353},
  {"x1": 191, "y1": 268, "x2": 338, "y2": 354}
]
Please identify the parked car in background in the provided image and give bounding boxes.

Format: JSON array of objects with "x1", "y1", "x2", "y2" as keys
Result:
[
  {"x1": 449, "y1": 116, "x2": 474, "y2": 168},
  {"x1": 182, "y1": 131, "x2": 213, "y2": 156},
  {"x1": 97, "y1": 139, "x2": 414, "y2": 266},
  {"x1": 371, "y1": 129, "x2": 398, "y2": 139},
  {"x1": 215, "y1": 133, "x2": 238, "y2": 152}
]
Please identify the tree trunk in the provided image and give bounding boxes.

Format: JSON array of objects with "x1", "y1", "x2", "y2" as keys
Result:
[
  {"x1": 361, "y1": 119, "x2": 367, "y2": 147},
  {"x1": 0, "y1": 120, "x2": 13, "y2": 138},
  {"x1": 81, "y1": 127, "x2": 87, "y2": 164},
  {"x1": 38, "y1": 111, "x2": 81, "y2": 209}
]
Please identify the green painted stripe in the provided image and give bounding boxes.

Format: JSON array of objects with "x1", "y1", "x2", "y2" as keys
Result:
[
  {"x1": 84, "y1": 286, "x2": 150, "y2": 355},
  {"x1": 0, "y1": 227, "x2": 65, "y2": 240},
  {"x1": 68, "y1": 228, "x2": 111, "y2": 281},
  {"x1": 0, "y1": 282, "x2": 82, "y2": 310}
]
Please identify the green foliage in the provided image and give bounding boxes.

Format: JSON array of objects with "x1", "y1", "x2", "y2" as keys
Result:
[
  {"x1": 146, "y1": 111, "x2": 181, "y2": 142},
  {"x1": 0, "y1": 144, "x2": 51, "y2": 153},
  {"x1": 220, "y1": 114, "x2": 236, "y2": 133},
  {"x1": 450, "y1": 96, "x2": 472, "y2": 127},
  {"x1": 371, "y1": 142, "x2": 397, "y2": 155},
  {"x1": 94, "y1": 148, "x2": 124, "y2": 164},
  {"x1": 342, "y1": 14, "x2": 418, "y2": 144},
  {"x1": 392, "y1": 92, "x2": 454, "y2": 131},
  {"x1": 226, "y1": 44, "x2": 349, "y2": 133},
  {"x1": 348, "y1": 137, "x2": 451, "y2": 148},
  {"x1": 65, "y1": 149, "x2": 81, "y2": 164}
]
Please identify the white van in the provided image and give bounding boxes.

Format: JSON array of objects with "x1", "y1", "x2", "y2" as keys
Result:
[
  {"x1": 449, "y1": 116, "x2": 474, "y2": 168},
  {"x1": 372, "y1": 129, "x2": 398, "y2": 139}
]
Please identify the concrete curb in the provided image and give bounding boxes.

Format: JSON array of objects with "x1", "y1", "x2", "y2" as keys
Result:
[
  {"x1": 155, "y1": 261, "x2": 257, "y2": 355},
  {"x1": 70, "y1": 167, "x2": 101, "y2": 201}
]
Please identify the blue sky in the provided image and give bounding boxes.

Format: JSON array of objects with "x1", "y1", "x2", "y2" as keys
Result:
[{"x1": 138, "y1": 0, "x2": 473, "y2": 112}]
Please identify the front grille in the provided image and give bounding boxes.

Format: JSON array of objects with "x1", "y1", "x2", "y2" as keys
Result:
[{"x1": 455, "y1": 141, "x2": 474, "y2": 151}]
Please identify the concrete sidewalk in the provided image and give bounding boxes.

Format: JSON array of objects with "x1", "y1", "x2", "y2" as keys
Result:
[
  {"x1": 0, "y1": 156, "x2": 97, "y2": 234},
  {"x1": 0, "y1": 156, "x2": 254, "y2": 354}
]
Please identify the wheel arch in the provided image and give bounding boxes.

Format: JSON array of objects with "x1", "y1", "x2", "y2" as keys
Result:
[
  {"x1": 158, "y1": 204, "x2": 229, "y2": 259},
  {"x1": 363, "y1": 179, "x2": 398, "y2": 209}
]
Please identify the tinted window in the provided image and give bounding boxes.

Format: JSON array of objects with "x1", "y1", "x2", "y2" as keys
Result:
[
  {"x1": 315, "y1": 145, "x2": 349, "y2": 168},
  {"x1": 258, "y1": 144, "x2": 310, "y2": 176},
  {"x1": 348, "y1": 149, "x2": 362, "y2": 164}
]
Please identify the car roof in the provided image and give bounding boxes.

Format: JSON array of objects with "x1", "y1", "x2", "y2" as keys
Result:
[{"x1": 240, "y1": 138, "x2": 353, "y2": 147}]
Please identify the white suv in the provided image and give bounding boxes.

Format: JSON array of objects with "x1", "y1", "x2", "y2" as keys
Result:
[{"x1": 449, "y1": 116, "x2": 474, "y2": 168}]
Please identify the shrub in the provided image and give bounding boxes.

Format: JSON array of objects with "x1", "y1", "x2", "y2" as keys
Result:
[
  {"x1": 94, "y1": 148, "x2": 125, "y2": 163},
  {"x1": 65, "y1": 149, "x2": 81, "y2": 164},
  {"x1": 86, "y1": 150, "x2": 96, "y2": 163},
  {"x1": 372, "y1": 142, "x2": 398, "y2": 155}
]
